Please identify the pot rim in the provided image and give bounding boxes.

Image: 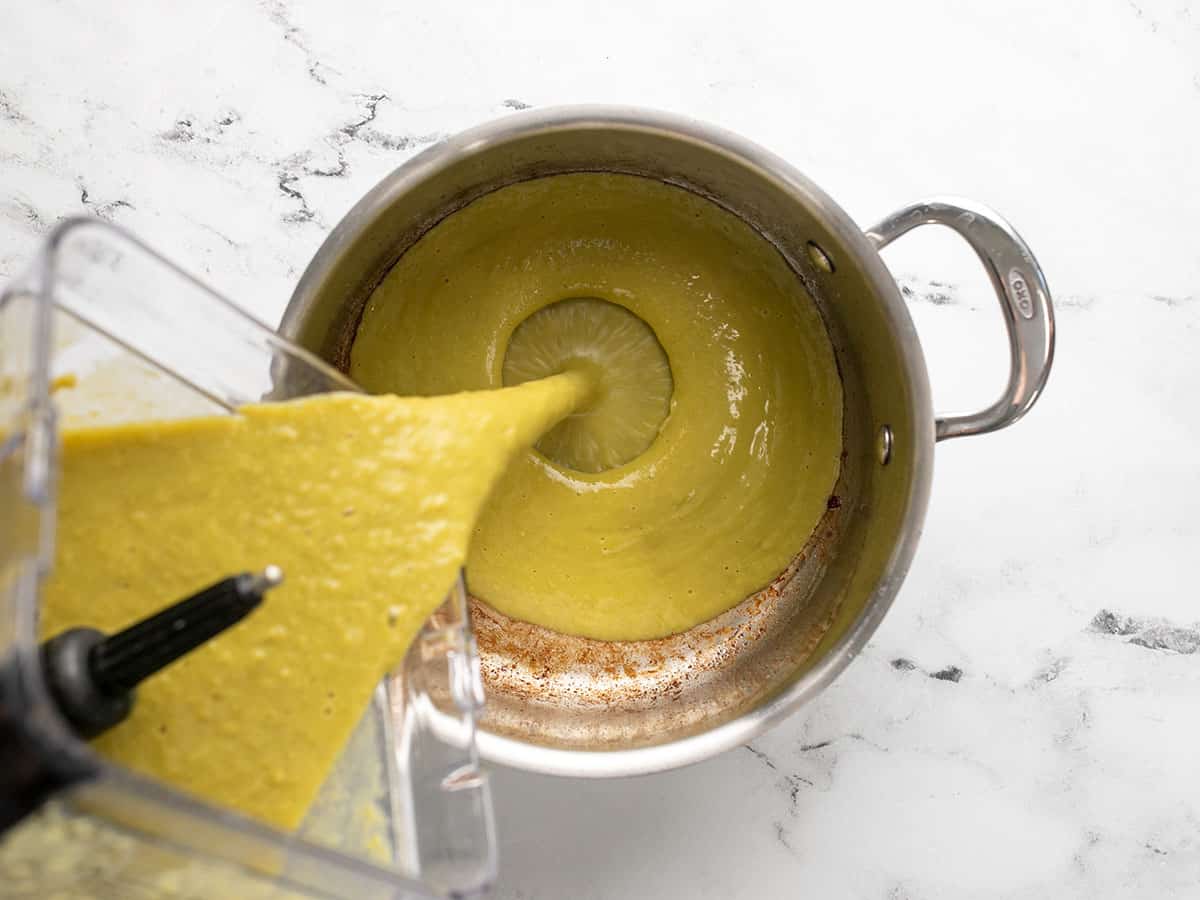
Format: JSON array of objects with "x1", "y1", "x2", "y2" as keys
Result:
[{"x1": 283, "y1": 104, "x2": 935, "y2": 777}]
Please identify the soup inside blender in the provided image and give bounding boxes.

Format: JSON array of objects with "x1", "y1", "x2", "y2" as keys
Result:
[{"x1": 1, "y1": 222, "x2": 498, "y2": 896}]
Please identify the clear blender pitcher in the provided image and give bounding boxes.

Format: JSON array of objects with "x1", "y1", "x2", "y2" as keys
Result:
[{"x1": 0, "y1": 218, "x2": 496, "y2": 898}]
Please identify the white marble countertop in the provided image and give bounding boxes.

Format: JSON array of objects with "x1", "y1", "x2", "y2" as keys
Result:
[{"x1": 3, "y1": 1, "x2": 1198, "y2": 897}]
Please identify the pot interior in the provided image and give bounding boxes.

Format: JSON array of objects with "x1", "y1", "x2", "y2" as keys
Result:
[{"x1": 283, "y1": 113, "x2": 929, "y2": 767}]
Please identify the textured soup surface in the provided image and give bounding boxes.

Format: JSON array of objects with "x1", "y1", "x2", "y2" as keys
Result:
[
  {"x1": 352, "y1": 173, "x2": 844, "y2": 641},
  {"x1": 41, "y1": 376, "x2": 590, "y2": 829}
]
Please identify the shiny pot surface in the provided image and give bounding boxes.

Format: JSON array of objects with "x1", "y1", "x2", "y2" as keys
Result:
[{"x1": 281, "y1": 106, "x2": 1054, "y2": 777}]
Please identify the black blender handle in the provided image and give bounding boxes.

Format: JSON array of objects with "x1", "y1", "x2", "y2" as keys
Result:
[
  {"x1": 0, "y1": 567, "x2": 281, "y2": 834},
  {"x1": 43, "y1": 567, "x2": 281, "y2": 739}
]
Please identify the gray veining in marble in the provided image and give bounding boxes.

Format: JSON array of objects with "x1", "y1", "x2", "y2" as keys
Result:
[{"x1": 1, "y1": 0, "x2": 1197, "y2": 896}]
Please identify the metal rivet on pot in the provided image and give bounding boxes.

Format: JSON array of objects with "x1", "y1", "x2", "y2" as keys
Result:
[
  {"x1": 877, "y1": 425, "x2": 893, "y2": 466},
  {"x1": 807, "y1": 241, "x2": 835, "y2": 274}
]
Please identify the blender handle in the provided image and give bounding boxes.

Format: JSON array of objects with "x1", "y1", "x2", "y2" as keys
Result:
[{"x1": 864, "y1": 198, "x2": 1055, "y2": 441}]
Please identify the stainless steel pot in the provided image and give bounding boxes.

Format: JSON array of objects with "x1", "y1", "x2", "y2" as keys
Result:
[{"x1": 281, "y1": 106, "x2": 1054, "y2": 777}]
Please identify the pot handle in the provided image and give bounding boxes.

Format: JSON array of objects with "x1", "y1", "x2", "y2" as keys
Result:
[{"x1": 864, "y1": 198, "x2": 1055, "y2": 441}]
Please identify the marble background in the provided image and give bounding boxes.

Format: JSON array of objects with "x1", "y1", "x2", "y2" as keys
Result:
[{"x1": 2, "y1": 1, "x2": 1198, "y2": 897}]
